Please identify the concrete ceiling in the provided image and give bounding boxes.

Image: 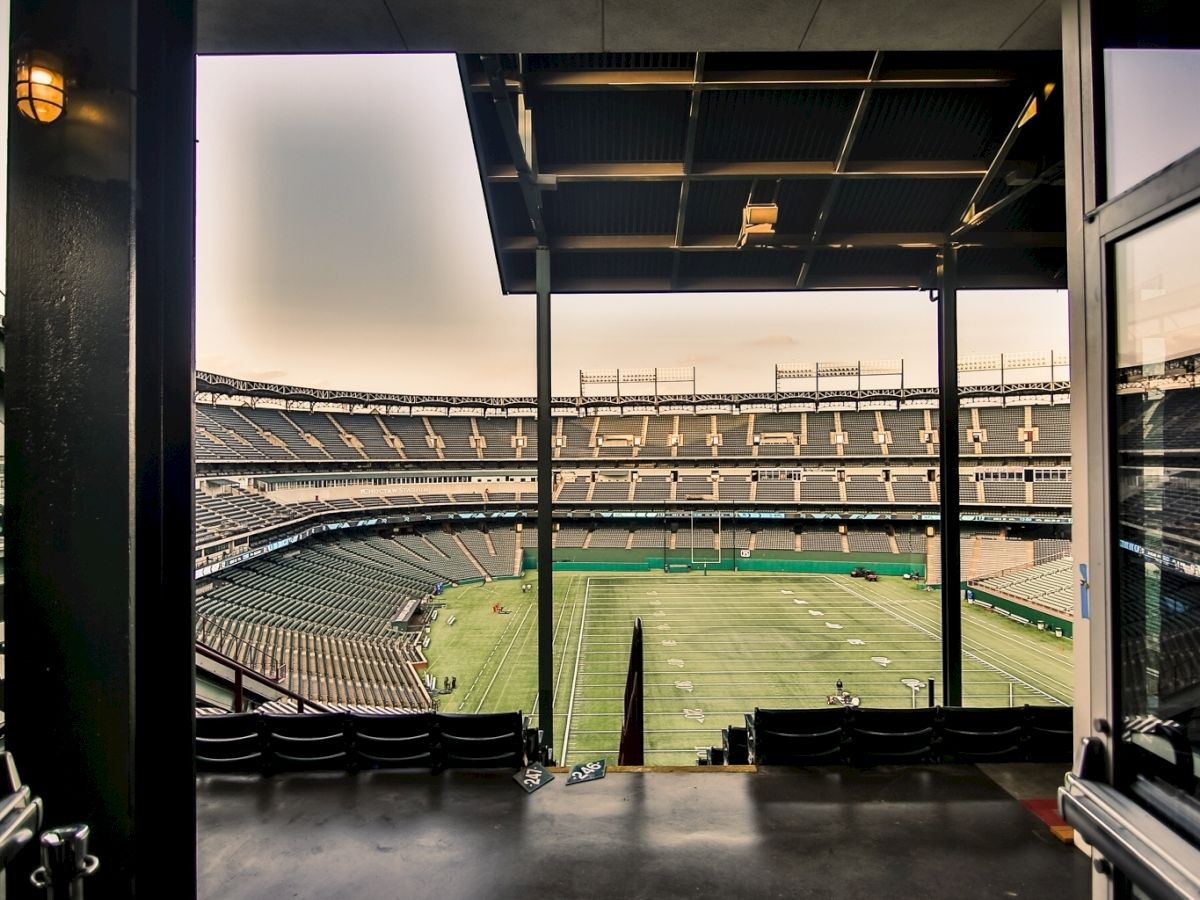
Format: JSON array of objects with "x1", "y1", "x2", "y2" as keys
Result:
[{"x1": 198, "y1": 0, "x2": 1060, "y2": 55}]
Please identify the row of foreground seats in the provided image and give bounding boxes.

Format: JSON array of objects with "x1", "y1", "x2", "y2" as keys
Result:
[
  {"x1": 196, "y1": 711, "x2": 535, "y2": 774},
  {"x1": 728, "y1": 705, "x2": 1073, "y2": 766}
]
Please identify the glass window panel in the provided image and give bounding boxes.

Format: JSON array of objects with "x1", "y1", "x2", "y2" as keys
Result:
[
  {"x1": 1113, "y1": 201, "x2": 1200, "y2": 806},
  {"x1": 1104, "y1": 49, "x2": 1200, "y2": 197}
]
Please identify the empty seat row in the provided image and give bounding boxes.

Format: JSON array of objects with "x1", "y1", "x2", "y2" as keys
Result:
[
  {"x1": 739, "y1": 704, "x2": 1072, "y2": 766},
  {"x1": 196, "y1": 710, "x2": 533, "y2": 774}
]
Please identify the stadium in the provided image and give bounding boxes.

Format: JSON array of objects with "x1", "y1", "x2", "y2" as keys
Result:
[
  {"x1": 3, "y1": 3, "x2": 1199, "y2": 899},
  {"x1": 191, "y1": 363, "x2": 1076, "y2": 767}
]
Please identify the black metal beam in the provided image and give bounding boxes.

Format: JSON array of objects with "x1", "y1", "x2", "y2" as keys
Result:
[
  {"x1": 499, "y1": 230, "x2": 1065, "y2": 252},
  {"x1": 952, "y1": 161, "x2": 1066, "y2": 238},
  {"x1": 502, "y1": 271, "x2": 1064, "y2": 293},
  {"x1": 796, "y1": 52, "x2": 882, "y2": 289},
  {"x1": 936, "y1": 244, "x2": 963, "y2": 707},
  {"x1": 671, "y1": 53, "x2": 705, "y2": 289},
  {"x1": 486, "y1": 159, "x2": 995, "y2": 183},
  {"x1": 535, "y1": 247, "x2": 555, "y2": 761},
  {"x1": 6, "y1": 0, "x2": 197, "y2": 895},
  {"x1": 470, "y1": 67, "x2": 1023, "y2": 92},
  {"x1": 483, "y1": 55, "x2": 547, "y2": 245},
  {"x1": 956, "y1": 88, "x2": 1043, "y2": 227}
]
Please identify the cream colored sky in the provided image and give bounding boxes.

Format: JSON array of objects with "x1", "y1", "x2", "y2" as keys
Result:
[{"x1": 196, "y1": 54, "x2": 1068, "y2": 397}]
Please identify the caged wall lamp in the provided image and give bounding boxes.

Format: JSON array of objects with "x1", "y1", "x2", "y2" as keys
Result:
[{"x1": 14, "y1": 49, "x2": 66, "y2": 123}]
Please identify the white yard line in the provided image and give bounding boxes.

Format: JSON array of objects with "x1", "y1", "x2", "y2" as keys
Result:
[
  {"x1": 474, "y1": 601, "x2": 535, "y2": 712},
  {"x1": 830, "y1": 577, "x2": 1067, "y2": 705},
  {"x1": 527, "y1": 575, "x2": 579, "y2": 726},
  {"x1": 857, "y1": 584, "x2": 1074, "y2": 696},
  {"x1": 560, "y1": 576, "x2": 592, "y2": 765},
  {"x1": 549, "y1": 576, "x2": 583, "y2": 714}
]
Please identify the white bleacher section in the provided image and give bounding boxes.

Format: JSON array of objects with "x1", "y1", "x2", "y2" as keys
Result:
[
  {"x1": 924, "y1": 535, "x2": 1034, "y2": 585},
  {"x1": 971, "y1": 556, "x2": 1073, "y2": 617}
]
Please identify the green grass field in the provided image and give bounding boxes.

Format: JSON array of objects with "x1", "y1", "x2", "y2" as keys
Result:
[{"x1": 424, "y1": 571, "x2": 1074, "y2": 766}]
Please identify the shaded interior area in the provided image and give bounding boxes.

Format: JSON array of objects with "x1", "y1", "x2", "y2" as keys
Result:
[{"x1": 197, "y1": 765, "x2": 1088, "y2": 900}]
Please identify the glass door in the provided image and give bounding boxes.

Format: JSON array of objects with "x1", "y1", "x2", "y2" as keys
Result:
[{"x1": 1111, "y1": 201, "x2": 1200, "y2": 824}]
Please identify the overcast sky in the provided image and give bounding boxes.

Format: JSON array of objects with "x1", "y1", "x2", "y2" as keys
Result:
[{"x1": 196, "y1": 54, "x2": 1068, "y2": 397}]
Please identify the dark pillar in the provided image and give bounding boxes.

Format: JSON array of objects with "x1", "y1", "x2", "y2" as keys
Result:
[
  {"x1": 5, "y1": 0, "x2": 196, "y2": 895},
  {"x1": 535, "y1": 246, "x2": 555, "y2": 760},
  {"x1": 936, "y1": 244, "x2": 963, "y2": 706}
]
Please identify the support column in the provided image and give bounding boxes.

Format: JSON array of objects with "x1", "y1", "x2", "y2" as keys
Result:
[
  {"x1": 535, "y1": 246, "x2": 555, "y2": 760},
  {"x1": 937, "y1": 244, "x2": 963, "y2": 706},
  {"x1": 5, "y1": 0, "x2": 196, "y2": 895}
]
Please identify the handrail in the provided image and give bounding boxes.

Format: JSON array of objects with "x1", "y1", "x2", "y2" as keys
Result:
[
  {"x1": 1060, "y1": 771, "x2": 1200, "y2": 900},
  {"x1": 196, "y1": 613, "x2": 287, "y2": 682},
  {"x1": 195, "y1": 642, "x2": 327, "y2": 714},
  {"x1": 617, "y1": 617, "x2": 644, "y2": 766}
]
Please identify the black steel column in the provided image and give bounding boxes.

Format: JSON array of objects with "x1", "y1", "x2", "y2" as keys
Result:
[
  {"x1": 936, "y1": 244, "x2": 963, "y2": 706},
  {"x1": 5, "y1": 0, "x2": 196, "y2": 895},
  {"x1": 535, "y1": 246, "x2": 555, "y2": 760}
]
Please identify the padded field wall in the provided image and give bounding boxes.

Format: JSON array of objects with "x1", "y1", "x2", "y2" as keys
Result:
[{"x1": 971, "y1": 588, "x2": 1074, "y2": 638}]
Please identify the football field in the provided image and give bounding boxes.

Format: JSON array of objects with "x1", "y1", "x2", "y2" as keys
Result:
[{"x1": 423, "y1": 571, "x2": 1073, "y2": 766}]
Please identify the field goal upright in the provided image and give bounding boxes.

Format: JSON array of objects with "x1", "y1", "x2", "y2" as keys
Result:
[{"x1": 689, "y1": 512, "x2": 722, "y2": 568}]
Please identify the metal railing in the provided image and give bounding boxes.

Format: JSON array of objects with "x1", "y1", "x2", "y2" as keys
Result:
[
  {"x1": 196, "y1": 613, "x2": 287, "y2": 683},
  {"x1": 194, "y1": 643, "x2": 326, "y2": 714}
]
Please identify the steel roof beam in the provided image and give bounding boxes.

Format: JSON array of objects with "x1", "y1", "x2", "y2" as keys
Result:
[
  {"x1": 498, "y1": 231, "x2": 1065, "y2": 252},
  {"x1": 796, "y1": 51, "x2": 883, "y2": 288},
  {"x1": 502, "y1": 272, "x2": 1061, "y2": 292},
  {"x1": 468, "y1": 67, "x2": 1021, "y2": 92},
  {"x1": 953, "y1": 84, "x2": 1056, "y2": 235},
  {"x1": 952, "y1": 161, "x2": 1066, "y2": 238},
  {"x1": 485, "y1": 159, "x2": 1000, "y2": 182},
  {"x1": 671, "y1": 53, "x2": 706, "y2": 289},
  {"x1": 483, "y1": 54, "x2": 548, "y2": 245}
]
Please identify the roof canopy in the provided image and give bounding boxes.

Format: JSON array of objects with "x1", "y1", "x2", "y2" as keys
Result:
[{"x1": 460, "y1": 51, "x2": 1066, "y2": 293}]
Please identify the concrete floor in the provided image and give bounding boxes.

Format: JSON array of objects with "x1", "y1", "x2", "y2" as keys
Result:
[{"x1": 197, "y1": 765, "x2": 1090, "y2": 900}]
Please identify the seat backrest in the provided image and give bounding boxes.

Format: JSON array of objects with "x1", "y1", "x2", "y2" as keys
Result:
[
  {"x1": 849, "y1": 707, "x2": 936, "y2": 763},
  {"x1": 1023, "y1": 705, "x2": 1074, "y2": 762},
  {"x1": 938, "y1": 707, "x2": 1024, "y2": 761},
  {"x1": 261, "y1": 713, "x2": 351, "y2": 771},
  {"x1": 350, "y1": 712, "x2": 437, "y2": 769},
  {"x1": 752, "y1": 707, "x2": 848, "y2": 765},
  {"x1": 196, "y1": 713, "x2": 263, "y2": 773},
  {"x1": 436, "y1": 711, "x2": 525, "y2": 768},
  {"x1": 723, "y1": 725, "x2": 750, "y2": 765}
]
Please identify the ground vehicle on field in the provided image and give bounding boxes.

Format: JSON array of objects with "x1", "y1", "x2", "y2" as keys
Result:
[{"x1": 850, "y1": 567, "x2": 868, "y2": 578}]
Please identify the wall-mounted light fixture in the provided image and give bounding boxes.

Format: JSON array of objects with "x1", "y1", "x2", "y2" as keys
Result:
[{"x1": 14, "y1": 49, "x2": 66, "y2": 123}]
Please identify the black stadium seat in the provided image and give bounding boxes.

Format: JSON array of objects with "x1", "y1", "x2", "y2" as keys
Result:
[
  {"x1": 939, "y1": 707, "x2": 1025, "y2": 761},
  {"x1": 436, "y1": 712, "x2": 526, "y2": 769},
  {"x1": 722, "y1": 725, "x2": 750, "y2": 765},
  {"x1": 848, "y1": 708, "x2": 936, "y2": 764},
  {"x1": 196, "y1": 713, "x2": 263, "y2": 773},
  {"x1": 1024, "y1": 705, "x2": 1074, "y2": 762},
  {"x1": 749, "y1": 707, "x2": 847, "y2": 765},
  {"x1": 351, "y1": 711, "x2": 437, "y2": 770},
  {"x1": 261, "y1": 713, "x2": 351, "y2": 771}
]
